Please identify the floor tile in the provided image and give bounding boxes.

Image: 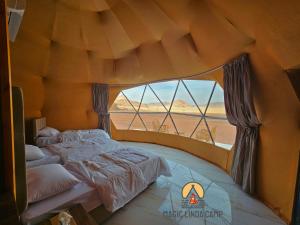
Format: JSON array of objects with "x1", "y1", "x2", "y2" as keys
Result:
[{"x1": 102, "y1": 142, "x2": 287, "y2": 225}]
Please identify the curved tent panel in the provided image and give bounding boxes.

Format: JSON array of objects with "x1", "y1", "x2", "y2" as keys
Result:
[{"x1": 9, "y1": 0, "x2": 300, "y2": 223}]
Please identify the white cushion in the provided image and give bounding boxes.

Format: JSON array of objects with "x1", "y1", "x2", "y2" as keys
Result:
[
  {"x1": 27, "y1": 164, "x2": 80, "y2": 203},
  {"x1": 35, "y1": 136, "x2": 59, "y2": 147},
  {"x1": 38, "y1": 127, "x2": 60, "y2": 137},
  {"x1": 25, "y1": 145, "x2": 45, "y2": 161}
]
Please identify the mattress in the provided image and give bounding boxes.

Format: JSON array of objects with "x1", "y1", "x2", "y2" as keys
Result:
[{"x1": 21, "y1": 182, "x2": 102, "y2": 224}]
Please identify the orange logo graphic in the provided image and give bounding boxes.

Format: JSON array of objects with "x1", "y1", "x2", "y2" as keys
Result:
[
  {"x1": 189, "y1": 193, "x2": 199, "y2": 205},
  {"x1": 181, "y1": 182, "x2": 204, "y2": 208}
]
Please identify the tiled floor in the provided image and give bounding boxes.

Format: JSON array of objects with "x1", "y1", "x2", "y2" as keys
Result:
[{"x1": 103, "y1": 142, "x2": 287, "y2": 225}]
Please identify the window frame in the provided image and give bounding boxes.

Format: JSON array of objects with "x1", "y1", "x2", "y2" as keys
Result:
[{"x1": 110, "y1": 79, "x2": 234, "y2": 150}]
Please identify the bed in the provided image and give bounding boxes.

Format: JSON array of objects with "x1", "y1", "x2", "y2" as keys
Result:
[{"x1": 21, "y1": 117, "x2": 171, "y2": 224}]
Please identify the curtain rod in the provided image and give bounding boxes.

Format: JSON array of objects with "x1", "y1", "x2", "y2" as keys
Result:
[{"x1": 109, "y1": 64, "x2": 225, "y2": 87}]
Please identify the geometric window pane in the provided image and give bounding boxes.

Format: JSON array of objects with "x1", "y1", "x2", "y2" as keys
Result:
[
  {"x1": 110, "y1": 112, "x2": 135, "y2": 130},
  {"x1": 183, "y1": 80, "x2": 215, "y2": 114},
  {"x1": 123, "y1": 85, "x2": 146, "y2": 110},
  {"x1": 159, "y1": 115, "x2": 177, "y2": 135},
  {"x1": 206, "y1": 118, "x2": 236, "y2": 150},
  {"x1": 150, "y1": 80, "x2": 178, "y2": 111},
  {"x1": 171, "y1": 113, "x2": 200, "y2": 137},
  {"x1": 206, "y1": 83, "x2": 226, "y2": 118},
  {"x1": 170, "y1": 81, "x2": 200, "y2": 115},
  {"x1": 129, "y1": 115, "x2": 146, "y2": 131},
  {"x1": 191, "y1": 119, "x2": 213, "y2": 144},
  {"x1": 110, "y1": 79, "x2": 236, "y2": 150},
  {"x1": 139, "y1": 86, "x2": 166, "y2": 112},
  {"x1": 140, "y1": 112, "x2": 167, "y2": 132},
  {"x1": 110, "y1": 92, "x2": 135, "y2": 112}
]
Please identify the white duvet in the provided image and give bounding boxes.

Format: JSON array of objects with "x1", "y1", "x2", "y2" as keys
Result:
[{"x1": 46, "y1": 136, "x2": 171, "y2": 212}]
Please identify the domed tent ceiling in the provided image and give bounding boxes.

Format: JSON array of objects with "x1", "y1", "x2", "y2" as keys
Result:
[
  {"x1": 9, "y1": 0, "x2": 300, "y2": 223},
  {"x1": 11, "y1": 0, "x2": 300, "y2": 84},
  {"x1": 10, "y1": 0, "x2": 300, "y2": 117},
  {"x1": 11, "y1": 0, "x2": 259, "y2": 85}
]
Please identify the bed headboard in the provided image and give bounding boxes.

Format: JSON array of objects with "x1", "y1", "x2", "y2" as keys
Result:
[
  {"x1": 12, "y1": 86, "x2": 27, "y2": 214},
  {"x1": 31, "y1": 117, "x2": 46, "y2": 142}
]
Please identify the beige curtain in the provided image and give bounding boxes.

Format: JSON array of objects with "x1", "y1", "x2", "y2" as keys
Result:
[
  {"x1": 223, "y1": 54, "x2": 260, "y2": 194},
  {"x1": 92, "y1": 83, "x2": 111, "y2": 136}
]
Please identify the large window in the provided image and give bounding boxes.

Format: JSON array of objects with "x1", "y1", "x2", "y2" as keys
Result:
[{"x1": 110, "y1": 80, "x2": 236, "y2": 150}]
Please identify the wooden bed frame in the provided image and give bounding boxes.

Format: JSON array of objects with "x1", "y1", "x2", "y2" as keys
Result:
[{"x1": 31, "y1": 117, "x2": 46, "y2": 144}]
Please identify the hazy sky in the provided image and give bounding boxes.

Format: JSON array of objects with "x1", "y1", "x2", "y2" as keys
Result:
[{"x1": 122, "y1": 80, "x2": 224, "y2": 106}]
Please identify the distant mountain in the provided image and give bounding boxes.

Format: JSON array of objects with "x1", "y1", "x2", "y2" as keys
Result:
[
  {"x1": 172, "y1": 99, "x2": 190, "y2": 107},
  {"x1": 207, "y1": 102, "x2": 224, "y2": 108},
  {"x1": 111, "y1": 95, "x2": 225, "y2": 115},
  {"x1": 110, "y1": 95, "x2": 139, "y2": 111}
]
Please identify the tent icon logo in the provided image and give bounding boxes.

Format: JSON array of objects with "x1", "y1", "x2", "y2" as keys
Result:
[{"x1": 181, "y1": 182, "x2": 205, "y2": 208}]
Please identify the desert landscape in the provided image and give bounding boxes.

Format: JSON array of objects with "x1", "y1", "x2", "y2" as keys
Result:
[
  {"x1": 110, "y1": 95, "x2": 236, "y2": 149},
  {"x1": 110, "y1": 94, "x2": 226, "y2": 116}
]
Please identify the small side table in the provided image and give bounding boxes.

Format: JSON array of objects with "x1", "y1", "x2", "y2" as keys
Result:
[{"x1": 39, "y1": 204, "x2": 98, "y2": 225}]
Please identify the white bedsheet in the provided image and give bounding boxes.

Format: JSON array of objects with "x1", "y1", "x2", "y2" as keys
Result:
[
  {"x1": 46, "y1": 139, "x2": 171, "y2": 212},
  {"x1": 64, "y1": 151, "x2": 147, "y2": 212}
]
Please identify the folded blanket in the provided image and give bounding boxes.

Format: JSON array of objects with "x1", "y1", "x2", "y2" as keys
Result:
[
  {"x1": 65, "y1": 153, "x2": 147, "y2": 212},
  {"x1": 110, "y1": 147, "x2": 149, "y2": 164}
]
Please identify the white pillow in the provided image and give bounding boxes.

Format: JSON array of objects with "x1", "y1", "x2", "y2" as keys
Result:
[
  {"x1": 27, "y1": 164, "x2": 80, "y2": 203},
  {"x1": 35, "y1": 136, "x2": 59, "y2": 147},
  {"x1": 26, "y1": 155, "x2": 61, "y2": 168},
  {"x1": 79, "y1": 129, "x2": 110, "y2": 140},
  {"x1": 58, "y1": 131, "x2": 81, "y2": 144},
  {"x1": 38, "y1": 127, "x2": 60, "y2": 137},
  {"x1": 25, "y1": 145, "x2": 45, "y2": 161}
]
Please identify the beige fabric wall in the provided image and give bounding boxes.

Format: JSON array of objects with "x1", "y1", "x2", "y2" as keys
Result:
[{"x1": 10, "y1": 0, "x2": 300, "y2": 222}]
